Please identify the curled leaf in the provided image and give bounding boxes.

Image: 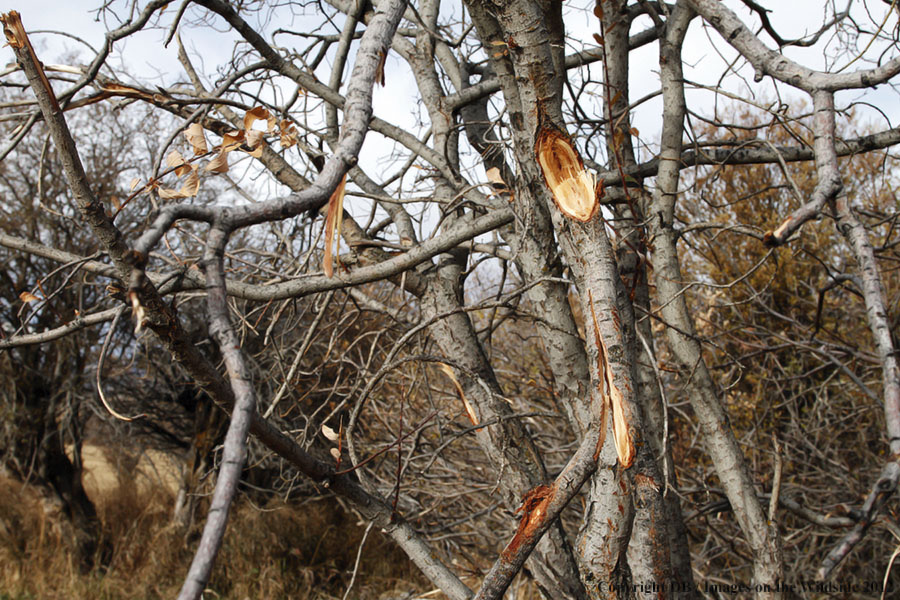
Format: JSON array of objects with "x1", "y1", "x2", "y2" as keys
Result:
[
  {"x1": 246, "y1": 130, "x2": 265, "y2": 157},
  {"x1": 486, "y1": 167, "x2": 505, "y2": 186},
  {"x1": 179, "y1": 167, "x2": 200, "y2": 198},
  {"x1": 222, "y1": 130, "x2": 245, "y2": 152},
  {"x1": 279, "y1": 119, "x2": 298, "y2": 149},
  {"x1": 243, "y1": 106, "x2": 270, "y2": 132},
  {"x1": 184, "y1": 123, "x2": 208, "y2": 155},
  {"x1": 165, "y1": 150, "x2": 191, "y2": 177},
  {"x1": 205, "y1": 151, "x2": 229, "y2": 173},
  {"x1": 158, "y1": 187, "x2": 185, "y2": 199},
  {"x1": 536, "y1": 128, "x2": 598, "y2": 222},
  {"x1": 322, "y1": 424, "x2": 339, "y2": 442}
]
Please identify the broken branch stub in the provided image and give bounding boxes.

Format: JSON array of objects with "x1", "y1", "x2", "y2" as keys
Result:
[{"x1": 535, "y1": 128, "x2": 600, "y2": 222}]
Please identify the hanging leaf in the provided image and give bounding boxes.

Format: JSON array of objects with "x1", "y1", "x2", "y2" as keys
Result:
[
  {"x1": 246, "y1": 130, "x2": 265, "y2": 157},
  {"x1": 205, "y1": 151, "x2": 230, "y2": 173},
  {"x1": 322, "y1": 424, "x2": 339, "y2": 442},
  {"x1": 222, "y1": 130, "x2": 245, "y2": 152},
  {"x1": 279, "y1": 119, "x2": 298, "y2": 149},
  {"x1": 179, "y1": 167, "x2": 200, "y2": 197},
  {"x1": 243, "y1": 106, "x2": 270, "y2": 132},
  {"x1": 184, "y1": 123, "x2": 208, "y2": 155},
  {"x1": 535, "y1": 127, "x2": 598, "y2": 222},
  {"x1": 129, "y1": 177, "x2": 141, "y2": 191},
  {"x1": 486, "y1": 166, "x2": 505, "y2": 186},
  {"x1": 323, "y1": 174, "x2": 347, "y2": 278},
  {"x1": 165, "y1": 150, "x2": 191, "y2": 177},
  {"x1": 158, "y1": 187, "x2": 186, "y2": 199},
  {"x1": 19, "y1": 291, "x2": 39, "y2": 303}
]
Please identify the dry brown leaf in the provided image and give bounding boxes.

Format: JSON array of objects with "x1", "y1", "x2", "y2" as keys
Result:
[
  {"x1": 129, "y1": 177, "x2": 141, "y2": 191},
  {"x1": 184, "y1": 123, "x2": 208, "y2": 155},
  {"x1": 536, "y1": 128, "x2": 598, "y2": 222},
  {"x1": 246, "y1": 130, "x2": 265, "y2": 157},
  {"x1": 222, "y1": 130, "x2": 245, "y2": 152},
  {"x1": 205, "y1": 151, "x2": 229, "y2": 173},
  {"x1": 439, "y1": 363, "x2": 478, "y2": 425},
  {"x1": 19, "y1": 291, "x2": 39, "y2": 303},
  {"x1": 266, "y1": 115, "x2": 277, "y2": 133},
  {"x1": 329, "y1": 447, "x2": 341, "y2": 461},
  {"x1": 486, "y1": 166, "x2": 505, "y2": 186},
  {"x1": 165, "y1": 150, "x2": 191, "y2": 177},
  {"x1": 323, "y1": 174, "x2": 347, "y2": 278},
  {"x1": 279, "y1": 119, "x2": 298, "y2": 149},
  {"x1": 158, "y1": 187, "x2": 186, "y2": 199},
  {"x1": 165, "y1": 150, "x2": 184, "y2": 168},
  {"x1": 322, "y1": 424, "x2": 339, "y2": 442},
  {"x1": 179, "y1": 167, "x2": 200, "y2": 198},
  {"x1": 243, "y1": 106, "x2": 270, "y2": 132}
]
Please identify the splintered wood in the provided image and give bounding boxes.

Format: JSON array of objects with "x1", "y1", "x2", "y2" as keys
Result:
[
  {"x1": 502, "y1": 484, "x2": 556, "y2": 560},
  {"x1": 535, "y1": 128, "x2": 601, "y2": 222},
  {"x1": 588, "y1": 291, "x2": 634, "y2": 468},
  {"x1": 323, "y1": 174, "x2": 347, "y2": 278},
  {"x1": 1, "y1": 11, "x2": 59, "y2": 111}
]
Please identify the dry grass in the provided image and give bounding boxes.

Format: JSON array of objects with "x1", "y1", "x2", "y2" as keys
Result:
[{"x1": 0, "y1": 473, "x2": 428, "y2": 600}]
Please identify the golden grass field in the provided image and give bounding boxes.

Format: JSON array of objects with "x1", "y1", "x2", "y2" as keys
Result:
[{"x1": 0, "y1": 445, "x2": 431, "y2": 600}]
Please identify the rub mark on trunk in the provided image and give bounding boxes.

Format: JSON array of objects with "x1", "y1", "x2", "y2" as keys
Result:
[
  {"x1": 535, "y1": 127, "x2": 602, "y2": 222},
  {"x1": 502, "y1": 484, "x2": 557, "y2": 560}
]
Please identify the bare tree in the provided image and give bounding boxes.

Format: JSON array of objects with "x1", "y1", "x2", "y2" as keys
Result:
[{"x1": 3, "y1": 1, "x2": 900, "y2": 598}]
